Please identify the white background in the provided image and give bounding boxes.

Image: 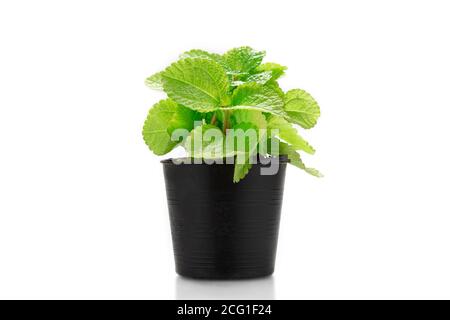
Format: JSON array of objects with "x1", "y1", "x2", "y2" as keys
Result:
[{"x1": 1, "y1": 0, "x2": 449, "y2": 299}]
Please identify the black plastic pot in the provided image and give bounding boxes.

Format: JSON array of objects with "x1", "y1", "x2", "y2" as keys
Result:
[{"x1": 162, "y1": 157, "x2": 287, "y2": 279}]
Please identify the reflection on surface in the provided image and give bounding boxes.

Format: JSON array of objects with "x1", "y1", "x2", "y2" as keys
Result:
[{"x1": 175, "y1": 275, "x2": 275, "y2": 300}]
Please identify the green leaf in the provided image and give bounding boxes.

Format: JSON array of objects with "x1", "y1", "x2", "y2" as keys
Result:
[
  {"x1": 167, "y1": 106, "x2": 202, "y2": 141},
  {"x1": 255, "y1": 63, "x2": 287, "y2": 81},
  {"x1": 229, "y1": 83, "x2": 286, "y2": 117},
  {"x1": 233, "y1": 162, "x2": 252, "y2": 183},
  {"x1": 184, "y1": 124, "x2": 225, "y2": 159},
  {"x1": 162, "y1": 58, "x2": 230, "y2": 112},
  {"x1": 284, "y1": 89, "x2": 320, "y2": 129},
  {"x1": 267, "y1": 115, "x2": 315, "y2": 154},
  {"x1": 223, "y1": 46, "x2": 265, "y2": 74},
  {"x1": 231, "y1": 122, "x2": 261, "y2": 154},
  {"x1": 231, "y1": 109, "x2": 267, "y2": 129},
  {"x1": 267, "y1": 81, "x2": 285, "y2": 98},
  {"x1": 229, "y1": 64, "x2": 285, "y2": 86},
  {"x1": 142, "y1": 99, "x2": 179, "y2": 155},
  {"x1": 228, "y1": 106, "x2": 270, "y2": 184},
  {"x1": 230, "y1": 121, "x2": 261, "y2": 183},
  {"x1": 245, "y1": 71, "x2": 273, "y2": 85},
  {"x1": 145, "y1": 71, "x2": 164, "y2": 90},
  {"x1": 179, "y1": 49, "x2": 226, "y2": 67},
  {"x1": 277, "y1": 140, "x2": 323, "y2": 177}
]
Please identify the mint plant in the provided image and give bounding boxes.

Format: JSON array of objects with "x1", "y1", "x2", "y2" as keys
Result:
[{"x1": 143, "y1": 47, "x2": 322, "y2": 182}]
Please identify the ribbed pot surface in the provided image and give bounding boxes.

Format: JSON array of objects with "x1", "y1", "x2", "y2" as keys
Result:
[{"x1": 162, "y1": 158, "x2": 287, "y2": 279}]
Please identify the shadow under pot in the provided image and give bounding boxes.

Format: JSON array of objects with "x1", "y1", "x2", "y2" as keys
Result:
[{"x1": 161, "y1": 157, "x2": 288, "y2": 279}]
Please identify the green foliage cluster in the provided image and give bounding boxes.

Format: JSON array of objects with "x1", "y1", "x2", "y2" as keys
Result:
[{"x1": 143, "y1": 47, "x2": 322, "y2": 182}]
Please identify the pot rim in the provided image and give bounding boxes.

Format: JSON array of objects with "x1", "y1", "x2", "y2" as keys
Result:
[{"x1": 160, "y1": 155, "x2": 290, "y2": 165}]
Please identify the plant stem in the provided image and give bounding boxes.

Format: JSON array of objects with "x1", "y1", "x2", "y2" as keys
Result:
[
  {"x1": 210, "y1": 113, "x2": 217, "y2": 125},
  {"x1": 222, "y1": 109, "x2": 231, "y2": 133}
]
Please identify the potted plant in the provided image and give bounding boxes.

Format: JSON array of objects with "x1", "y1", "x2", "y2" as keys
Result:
[{"x1": 142, "y1": 47, "x2": 322, "y2": 279}]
